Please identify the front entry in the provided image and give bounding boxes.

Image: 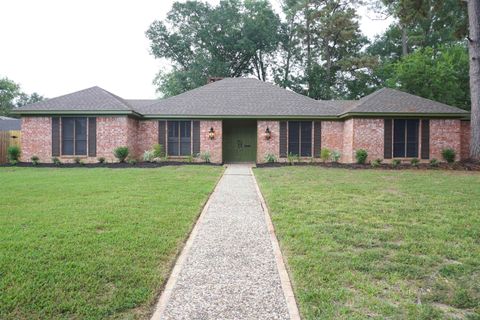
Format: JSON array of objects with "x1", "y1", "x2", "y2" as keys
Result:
[{"x1": 223, "y1": 120, "x2": 257, "y2": 163}]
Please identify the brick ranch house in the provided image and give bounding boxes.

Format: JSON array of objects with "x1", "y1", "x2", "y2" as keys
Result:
[{"x1": 15, "y1": 77, "x2": 470, "y2": 164}]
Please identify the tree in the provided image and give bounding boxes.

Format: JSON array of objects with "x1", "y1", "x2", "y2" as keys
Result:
[
  {"x1": 0, "y1": 77, "x2": 44, "y2": 116},
  {"x1": 146, "y1": 0, "x2": 282, "y2": 97},
  {"x1": 467, "y1": 0, "x2": 480, "y2": 159}
]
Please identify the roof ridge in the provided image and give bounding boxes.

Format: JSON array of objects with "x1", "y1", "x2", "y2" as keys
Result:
[
  {"x1": 96, "y1": 87, "x2": 134, "y2": 111},
  {"x1": 342, "y1": 88, "x2": 388, "y2": 114}
]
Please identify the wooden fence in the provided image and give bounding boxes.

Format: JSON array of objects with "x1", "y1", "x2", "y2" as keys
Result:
[{"x1": 0, "y1": 130, "x2": 21, "y2": 164}]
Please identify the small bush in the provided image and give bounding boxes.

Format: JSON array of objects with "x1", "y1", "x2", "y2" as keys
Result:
[
  {"x1": 186, "y1": 154, "x2": 196, "y2": 163},
  {"x1": 52, "y1": 157, "x2": 62, "y2": 166},
  {"x1": 441, "y1": 148, "x2": 456, "y2": 163},
  {"x1": 153, "y1": 144, "x2": 164, "y2": 158},
  {"x1": 320, "y1": 148, "x2": 331, "y2": 163},
  {"x1": 31, "y1": 156, "x2": 40, "y2": 166},
  {"x1": 143, "y1": 150, "x2": 155, "y2": 162},
  {"x1": 411, "y1": 158, "x2": 420, "y2": 167},
  {"x1": 128, "y1": 159, "x2": 137, "y2": 165},
  {"x1": 200, "y1": 151, "x2": 211, "y2": 163},
  {"x1": 287, "y1": 153, "x2": 299, "y2": 165},
  {"x1": 7, "y1": 145, "x2": 21, "y2": 162},
  {"x1": 355, "y1": 149, "x2": 368, "y2": 164},
  {"x1": 79, "y1": 160, "x2": 86, "y2": 166},
  {"x1": 97, "y1": 157, "x2": 106, "y2": 164},
  {"x1": 371, "y1": 158, "x2": 382, "y2": 168},
  {"x1": 330, "y1": 150, "x2": 341, "y2": 163},
  {"x1": 265, "y1": 153, "x2": 277, "y2": 163},
  {"x1": 73, "y1": 157, "x2": 81, "y2": 164},
  {"x1": 430, "y1": 158, "x2": 439, "y2": 168},
  {"x1": 392, "y1": 159, "x2": 401, "y2": 168},
  {"x1": 113, "y1": 146, "x2": 129, "y2": 163}
]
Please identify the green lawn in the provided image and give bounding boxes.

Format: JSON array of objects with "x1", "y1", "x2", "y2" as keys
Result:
[
  {"x1": 0, "y1": 166, "x2": 222, "y2": 319},
  {"x1": 254, "y1": 167, "x2": 480, "y2": 320}
]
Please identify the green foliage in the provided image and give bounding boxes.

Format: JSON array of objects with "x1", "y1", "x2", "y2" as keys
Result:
[
  {"x1": 392, "y1": 159, "x2": 402, "y2": 168},
  {"x1": 320, "y1": 148, "x2": 331, "y2": 163},
  {"x1": 143, "y1": 150, "x2": 155, "y2": 162},
  {"x1": 152, "y1": 144, "x2": 164, "y2": 158},
  {"x1": 330, "y1": 150, "x2": 341, "y2": 163},
  {"x1": 97, "y1": 157, "x2": 106, "y2": 164},
  {"x1": 30, "y1": 155, "x2": 39, "y2": 166},
  {"x1": 200, "y1": 151, "x2": 211, "y2": 163},
  {"x1": 51, "y1": 157, "x2": 62, "y2": 166},
  {"x1": 430, "y1": 158, "x2": 439, "y2": 167},
  {"x1": 7, "y1": 145, "x2": 20, "y2": 162},
  {"x1": 0, "y1": 77, "x2": 44, "y2": 116},
  {"x1": 287, "y1": 153, "x2": 299, "y2": 166},
  {"x1": 441, "y1": 148, "x2": 456, "y2": 163},
  {"x1": 113, "y1": 147, "x2": 129, "y2": 163},
  {"x1": 355, "y1": 149, "x2": 368, "y2": 164},
  {"x1": 186, "y1": 154, "x2": 195, "y2": 163},
  {"x1": 73, "y1": 157, "x2": 81, "y2": 164},
  {"x1": 128, "y1": 159, "x2": 137, "y2": 166},
  {"x1": 411, "y1": 158, "x2": 420, "y2": 167},
  {"x1": 265, "y1": 153, "x2": 277, "y2": 163},
  {"x1": 371, "y1": 158, "x2": 383, "y2": 168}
]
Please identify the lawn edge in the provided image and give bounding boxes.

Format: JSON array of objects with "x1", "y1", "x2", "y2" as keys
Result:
[
  {"x1": 251, "y1": 167, "x2": 302, "y2": 320},
  {"x1": 148, "y1": 167, "x2": 225, "y2": 319}
]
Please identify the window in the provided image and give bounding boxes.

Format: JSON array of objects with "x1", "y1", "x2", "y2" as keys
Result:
[
  {"x1": 62, "y1": 117, "x2": 87, "y2": 155},
  {"x1": 393, "y1": 119, "x2": 419, "y2": 158},
  {"x1": 288, "y1": 121, "x2": 312, "y2": 157},
  {"x1": 167, "y1": 121, "x2": 191, "y2": 156}
]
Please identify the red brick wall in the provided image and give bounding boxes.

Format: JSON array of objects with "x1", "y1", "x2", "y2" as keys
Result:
[
  {"x1": 96, "y1": 117, "x2": 131, "y2": 162},
  {"x1": 257, "y1": 121, "x2": 279, "y2": 163},
  {"x1": 200, "y1": 120, "x2": 222, "y2": 163},
  {"x1": 352, "y1": 118, "x2": 384, "y2": 162},
  {"x1": 137, "y1": 120, "x2": 159, "y2": 157},
  {"x1": 430, "y1": 119, "x2": 461, "y2": 161},
  {"x1": 460, "y1": 121, "x2": 471, "y2": 160},
  {"x1": 21, "y1": 117, "x2": 52, "y2": 162},
  {"x1": 321, "y1": 121, "x2": 344, "y2": 161},
  {"x1": 342, "y1": 119, "x2": 354, "y2": 163}
]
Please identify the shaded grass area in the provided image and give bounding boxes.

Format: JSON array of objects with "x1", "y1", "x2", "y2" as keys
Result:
[
  {"x1": 0, "y1": 166, "x2": 222, "y2": 319},
  {"x1": 254, "y1": 167, "x2": 480, "y2": 319}
]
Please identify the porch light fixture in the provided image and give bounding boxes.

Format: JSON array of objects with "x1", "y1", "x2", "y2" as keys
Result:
[
  {"x1": 208, "y1": 127, "x2": 215, "y2": 140},
  {"x1": 265, "y1": 127, "x2": 271, "y2": 140}
]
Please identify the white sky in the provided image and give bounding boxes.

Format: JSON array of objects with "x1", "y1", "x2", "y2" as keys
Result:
[{"x1": 0, "y1": 0, "x2": 391, "y2": 99}]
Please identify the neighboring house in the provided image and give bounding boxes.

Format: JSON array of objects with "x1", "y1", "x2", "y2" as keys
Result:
[
  {"x1": 0, "y1": 116, "x2": 21, "y2": 131},
  {"x1": 14, "y1": 78, "x2": 470, "y2": 164},
  {"x1": 0, "y1": 117, "x2": 22, "y2": 164}
]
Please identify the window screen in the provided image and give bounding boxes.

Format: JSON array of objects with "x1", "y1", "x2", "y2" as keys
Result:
[
  {"x1": 288, "y1": 121, "x2": 312, "y2": 157},
  {"x1": 167, "y1": 121, "x2": 192, "y2": 156},
  {"x1": 393, "y1": 119, "x2": 419, "y2": 158},
  {"x1": 61, "y1": 117, "x2": 87, "y2": 156}
]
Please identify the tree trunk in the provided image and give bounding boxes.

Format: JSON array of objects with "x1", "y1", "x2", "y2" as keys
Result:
[
  {"x1": 305, "y1": 1, "x2": 313, "y2": 96},
  {"x1": 468, "y1": 0, "x2": 480, "y2": 159},
  {"x1": 401, "y1": 25, "x2": 408, "y2": 56}
]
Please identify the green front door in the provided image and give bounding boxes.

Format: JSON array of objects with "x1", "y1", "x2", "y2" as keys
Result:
[{"x1": 223, "y1": 120, "x2": 257, "y2": 163}]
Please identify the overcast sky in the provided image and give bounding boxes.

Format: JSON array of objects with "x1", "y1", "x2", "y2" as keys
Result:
[{"x1": 0, "y1": 0, "x2": 392, "y2": 99}]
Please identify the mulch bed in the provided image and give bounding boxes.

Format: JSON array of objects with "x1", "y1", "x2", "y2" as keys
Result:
[
  {"x1": 0, "y1": 162, "x2": 222, "y2": 169},
  {"x1": 256, "y1": 160, "x2": 480, "y2": 171}
]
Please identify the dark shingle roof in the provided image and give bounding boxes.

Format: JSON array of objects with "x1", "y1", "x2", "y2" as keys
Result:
[
  {"x1": 0, "y1": 117, "x2": 21, "y2": 131},
  {"x1": 16, "y1": 86, "x2": 133, "y2": 112},
  {"x1": 14, "y1": 78, "x2": 469, "y2": 117},
  {"x1": 345, "y1": 88, "x2": 468, "y2": 114}
]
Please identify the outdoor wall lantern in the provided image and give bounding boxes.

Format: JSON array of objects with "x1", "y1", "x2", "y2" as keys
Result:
[
  {"x1": 265, "y1": 127, "x2": 271, "y2": 140},
  {"x1": 208, "y1": 127, "x2": 215, "y2": 140}
]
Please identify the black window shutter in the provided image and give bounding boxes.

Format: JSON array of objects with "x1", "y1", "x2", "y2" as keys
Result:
[
  {"x1": 421, "y1": 119, "x2": 430, "y2": 159},
  {"x1": 279, "y1": 121, "x2": 287, "y2": 158},
  {"x1": 52, "y1": 117, "x2": 60, "y2": 156},
  {"x1": 192, "y1": 120, "x2": 200, "y2": 155},
  {"x1": 158, "y1": 120, "x2": 166, "y2": 148},
  {"x1": 313, "y1": 121, "x2": 321, "y2": 158},
  {"x1": 88, "y1": 117, "x2": 96, "y2": 157},
  {"x1": 384, "y1": 119, "x2": 393, "y2": 159}
]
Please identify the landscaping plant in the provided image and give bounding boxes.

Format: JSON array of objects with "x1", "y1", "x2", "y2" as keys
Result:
[
  {"x1": 128, "y1": 159, "x2": 137, "y2": 165},
  {"x1": 153, "y1": 144, "x2": 164, "y2": 158},
  {"x1": 200, "y1": 151, "x2": 211, "y2": 163},
  {"x1": 430, "y1": 158, "x2": 439, "y2": 168},
  {"x1": 320, "y1": 148, "x2": 331, "y2": 163},
  {"x1": 73, "y1": 157, "x2": 81, "y2": 164},
  {"x1": 51, "y1": 157, "x2": 62, "y2": 166},
  {"x1": 355, "y1": 149, "x2": 368, "y2": 164},
  {"x1": 392, "y1": 159, "x2": 401, "y2": 168},
  {"x1": 113, "y1": 146, "x2": 129, "y2": 163},
  {"x1": 371, "y1": 158, "x2": 382, "y2": 168},
  {"x1": 30, "y1": 155, "x2": 39, "y2": 166},
  {"x1": 143, "y1": 150, "x2": 155, "y2": 162},
  {"x1": 265, "y1": 153, "x2": 277, "y2": 163},
  {"x1": 411, "y1": 158, "x2": 420, "y2": 167},
  {"x1": 330, "y1": 150, "x2": 341, "y2": 163},
  {"x1": 441, "y1": 148, "x2": 456, "y2": 163},
  {"x1": 287, "y1": 153, "x2": 299, "y2": 165},
  {"x1": 7, "y1": 145, "x2": 21, "y2": 164}
]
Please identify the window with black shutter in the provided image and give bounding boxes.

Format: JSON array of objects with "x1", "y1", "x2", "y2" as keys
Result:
[
  {"x1": 167, "y1": 121, "x2": 192, "y2": 156},
  {"x1": 61, "y1": 117, "x2": 87, "y2": 156},
  {"x1": 393, "y1": 119, "x2": 419, "y2": 158},
  {"x1": 288, "y1": 121, "x2": 312, "y2": 157}
]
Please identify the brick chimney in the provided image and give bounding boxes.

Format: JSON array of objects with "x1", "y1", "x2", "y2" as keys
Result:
[{"x1": 207, "y1": 77, "x2": 224, "y2": 84}]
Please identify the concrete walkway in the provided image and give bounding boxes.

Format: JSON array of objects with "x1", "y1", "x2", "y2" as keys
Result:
[{"x1": 151, "y1": 164, "x2": 298, "y2": 320}]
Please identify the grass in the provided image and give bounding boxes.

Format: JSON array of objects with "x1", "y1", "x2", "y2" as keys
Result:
[
  {"x1": 254, "y1": 167, "x2": 480, "y2": 320},
  {"x1": 0, "y1": 166, "x2": 222, "y2": 319}
]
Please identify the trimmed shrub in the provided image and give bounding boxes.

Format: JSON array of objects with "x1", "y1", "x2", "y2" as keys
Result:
[
  {"x1": 355, "y1": 149, "x2": 368, "y2": 164},
  {"x1": 97, "y1": 157, "x2": 106, "y2": 164},
  {"x1": 330, "y1": 150, "x2": 341, "y2": 163},
  {"x1": 128, "y1": 159, "x2": 137, "y2": 165},
  {"x1": 52, "y1": 157, "x2": 62, "y2": 166},
  {"x1": 430, "y1": 158, "x2": 439, "y2": 168},
  {"x1": 7, "y1": 145, "x2": 21, "y2": 162},
  {"x1": 320, "y1": 148, "x2": 331, "y2": 163},
  {"x1": 371, "y1": 158, "x2": 382, "y2": 168},
  {"x1": 265, "y1": 153, "x2": 277, "y2": 163},
  {"x1": 113, "y1": 147, "x2": 129, "y2": 163},
  {"x1": 31, "y1": 156, "x2": 40, "y2": 166},
  {"x1": 287, "y1": 153, "x2": 299, "y2": 165},
  {"x1": 411, "y1": 158, "x2": 420, "y2": 167},
  {"x1": 392, "y1": 159, "x2": 401, "y2": 168},
  {"x1": 441, "y1": 148, "x2": 456, "y2": 163},
  {"x1": 153, "y1": 144, "x2": 164, "y2": 158},
  {"x1": 200, "y1": 151, "x2": 211, "y2": 163},
  {"x1": 143, "y1": 150, "x2": 155, "y2": 162}
]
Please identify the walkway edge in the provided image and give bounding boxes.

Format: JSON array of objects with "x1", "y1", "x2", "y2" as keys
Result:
[
  {"x1": 250, "y1": 168, "x2": 301, "y2": 320},
  {"x1": 150, "y1": 170, "x2": 225, "y2": 320}
]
